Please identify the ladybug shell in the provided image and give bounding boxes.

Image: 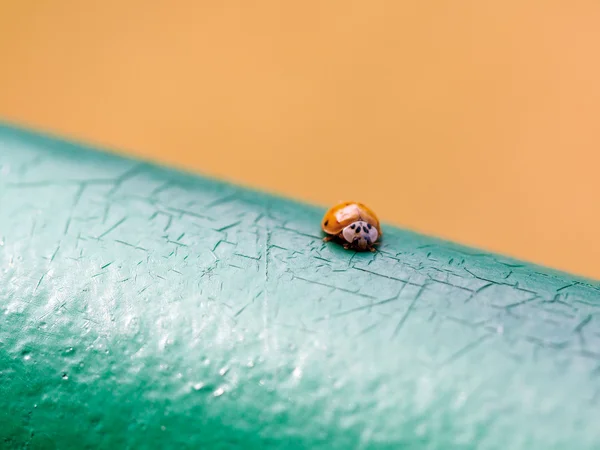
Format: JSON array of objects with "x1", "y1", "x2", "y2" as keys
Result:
[{"x1": 321, "y1": 202, "x2": 382, "y2": 236}]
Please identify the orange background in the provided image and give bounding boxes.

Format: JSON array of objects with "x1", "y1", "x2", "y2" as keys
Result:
[{"x1": 1, "y1": 1, "x2": 599, "y2": 279}]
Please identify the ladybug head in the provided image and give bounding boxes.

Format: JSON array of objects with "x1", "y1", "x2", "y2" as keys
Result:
[{"x1": 342, "y1": 221, "x2": 378, "y2": 250}]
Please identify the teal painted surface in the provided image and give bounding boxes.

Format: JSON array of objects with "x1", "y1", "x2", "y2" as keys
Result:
[{"x1": 1, "y1": 123, "x2": 600, "y2": 449}]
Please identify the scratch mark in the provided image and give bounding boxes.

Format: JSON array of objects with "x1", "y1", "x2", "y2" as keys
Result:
[
  {"x1": 353, "y1": 266, "x2": 421, "y2": 287},
  {"x1": 138, "y1": 285, "x2": 151, "y2": 294},
  {"x1": 235, "y1": 302, "x2": 251, "y2": 317},
  {"x1": 164, "y1": 216, "x2": 173, "y2": 232},
  {"x1": 543, "y1": 293, "x2": 577, "y2": 311},
  {"x1": 312, "y1": 255, "x2": 331, "y2": 263},
  {"x1": 355, "y1": 321, "x2": 386, "y2": 337},
  {"x1": 98, "y1": 217, "x2": 127, "y2": 239},
  {"x1": 102, "y1": 204, "x2": 110, "y2": 224},
  {"x1": 107, "y1": 163, "x2": 146, "y2": 196},
  {"x1": 166, "y1": 207, "x2": 209, "y2": 219},
  {"x1": 503, "y1": 296, "x2": 538, "y2": 309},
  {"x1": 346, "y1": 251, "x2": 360, "y2": 269},
  {"x1": 150, "y1": 181, "x2": 172, "y2": 198},
  {"x1": 277, "y1": 226, "x2": 321, "y2": 239},
  {"x1": 439, "y1": 334, "x2": 492, "y2": 367},
  {"x1": 445, "y1": 315, "x2": 486, "y2": 328},
  {"x1": 177, "y1": 232, "x2": 185, "y2": 241},
  {"x1": 101, "y1": 262, "x2": 113, "y2": 270},
  {"x1": 63, "y1": 217, "x2": 71, "y2": 235},
  {"x1": 498, "y1": 261, "x2": 525, "y2": 268},
  {"x1": 205, "y1": 193, "x2": 237, "y2": 209},
  {"x1": 557, "y1": 283, "x2": 575, "y2": 292},
  {"x1": 235, "y1": 253, "x2": 261, "y2": 261},
  {"x1": 426, "y1": 275, "x2": 474, "y2": 292},
  {"x1": 34, "y1": 270, "x2": 50, "y2": 293},
  {"x1": 392, "y1": 283, "x2": 428, "y2": 337},
  {"x1": 270, "y1": 244, "x2": 291, "y2": 252},
  {"x1": 515, "y1": 286, "x2": 538, "y2": 296},
  {"x1": 463, "y1": 267, "x2": 536, "y2": 295},
  {"x1": 317, "y1": 289, "x2": 406, "y2": 321},
  {"x1": 524, "y1": 336, "x2": 569, "y2": 349},
  {"x1": 272, "y1": 321, "x2": 316, "y2": 334},
  {"x1": 114, "y1": 239, "x2": 148, "y2": 252},
  {"x1": 72, "y1": 183, "x2": 86, "y2": 208},
  {"x1": 377, "y1": 250, "x2": 405, "y2": 263},
  {"x1": 294, "y1": 275, "x2": 376, "y2": 299},
  {"x1": 465, "y1": 282, "x2": 494, "y2": 303},
  {"x1": 82, "y1": 316, "x2": 99, "y2": 325},
  {"x1": 463, "y1": 267, "x2": 491, "y2": 280},
  {"x1": 212, "y1": 239, "x2": 234, "y2": 252},
  {"x1": 167, "y1": 240, "x2": 188, "y2": 247},
  {"x1": 50, "y1": 246, "x2": 60, "y2": 262},
  {"x1": 575, "y1": 314, "x2": 593, "y2": 333},
  {"x1": 214, "y1": 220, "x2": 241, "y2": 232}
]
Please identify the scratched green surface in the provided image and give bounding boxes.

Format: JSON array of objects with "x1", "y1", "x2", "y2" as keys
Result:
[{"x1": 1, "y1": 123, "x2": 600, "y2": 449}]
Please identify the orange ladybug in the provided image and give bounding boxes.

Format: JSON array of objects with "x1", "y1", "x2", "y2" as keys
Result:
[{"x1": 321, "y1": 201, "x2": 382, "y2": 251}]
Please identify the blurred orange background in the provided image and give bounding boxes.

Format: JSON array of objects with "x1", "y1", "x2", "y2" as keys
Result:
[{"x1": 1, "y1": 1, "x2": 599, "y2": 279}]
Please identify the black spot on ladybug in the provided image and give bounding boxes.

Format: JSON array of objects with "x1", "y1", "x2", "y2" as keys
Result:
[
  {"x1": 350, "y1": 224, "x2": 356, "y2": 229},
  {"x1": 367, "y1": 224, "x2": 372, "y2": 229},
  {"x1": 324, "y1": 220, "x2": 329, "y2": 226},
  {"x1": 355, "y1": 226, "x2": 361, "y2": 233}
]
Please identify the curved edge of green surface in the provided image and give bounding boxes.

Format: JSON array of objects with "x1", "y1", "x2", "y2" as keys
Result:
[
  {"x1": 1, "y1": 120, "x2": 600, "y2": 450},
  {"x1": 0, "y1": 120, "x2": 593, "y2": 283}
]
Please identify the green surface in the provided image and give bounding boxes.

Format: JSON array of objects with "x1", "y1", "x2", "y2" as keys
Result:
[{"x1": 1, "y1": 123, "x2": 600, "y2": 449}]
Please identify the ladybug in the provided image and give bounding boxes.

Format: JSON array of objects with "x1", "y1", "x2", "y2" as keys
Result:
[{"x1": 321, "y1": 201, "x2": 382, "y2": 252}]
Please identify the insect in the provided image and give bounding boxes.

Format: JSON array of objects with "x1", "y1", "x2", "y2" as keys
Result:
[{"x1": 321, "y1": 201, "x2": 382, "y2": 251}]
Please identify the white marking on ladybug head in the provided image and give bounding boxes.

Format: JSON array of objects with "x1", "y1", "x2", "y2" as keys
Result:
[{"x1": 342, "y1": 221, "x2": 378, "y2": 250}]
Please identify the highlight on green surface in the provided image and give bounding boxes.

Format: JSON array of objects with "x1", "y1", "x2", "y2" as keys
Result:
[{"x1": 1, "y1": 122, "x2": 599, "y2": 449}]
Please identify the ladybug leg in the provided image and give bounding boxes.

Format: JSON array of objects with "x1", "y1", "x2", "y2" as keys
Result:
[{"x1": 323, "y1": 235, "x2": 334, "y2": 242}]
